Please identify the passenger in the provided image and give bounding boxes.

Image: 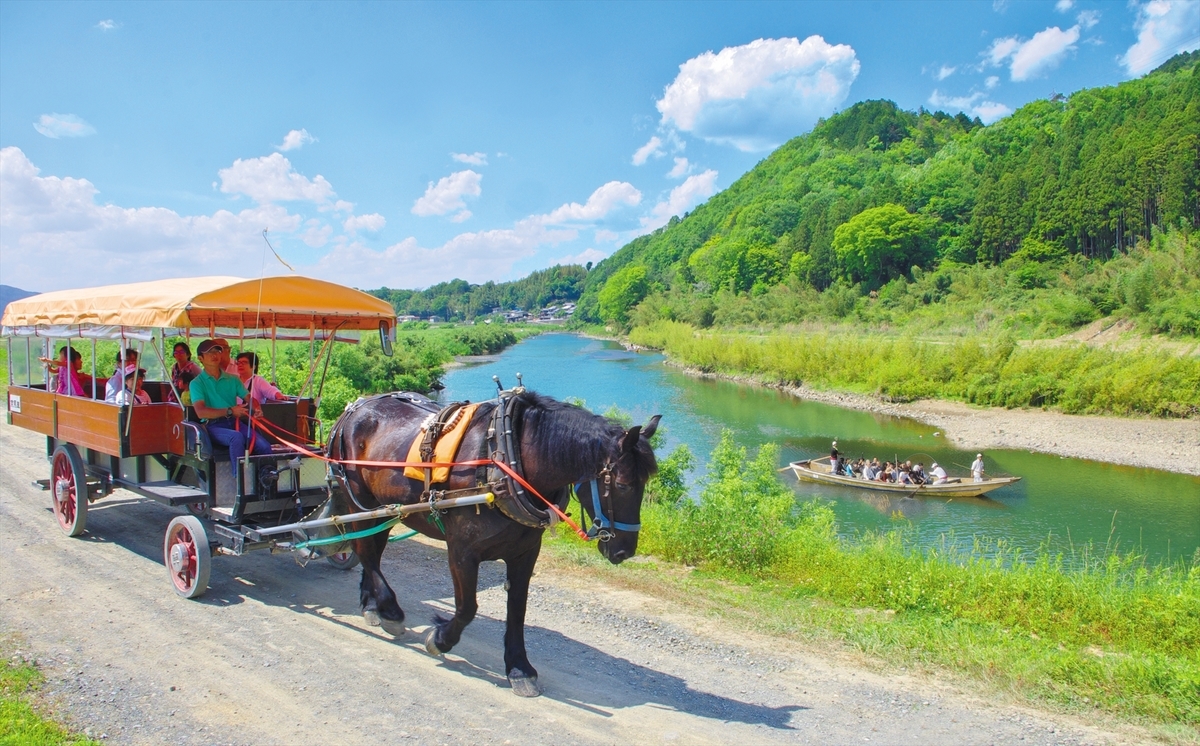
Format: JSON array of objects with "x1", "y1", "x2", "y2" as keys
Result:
[
  {"x1": 107, "y1": 366, "x2": 151, "y2": 406},
  {"x1": 235, "y1": 352, "x2": 285, "y2": 406},
  {"x1": 212, "y1": 339, "x2": 240, "y2": 376},
  {"x1": 898, "y1": 468, "x2": 913, "y2": 485},
  {"x1": 971, "y1": 453, "x2": 985, "y2": 483},
  {"x1": 931, "y1": 462, "x2": 949, "y2": 485},
  {"x1": 912, "y1": 462, "x2": 926, "y2": 484},
  {"x1": 54, "y1": 346, "x2": 95, "y2": 397},
  {"x1": 189, "y1": 339, "x2": 272, "y2": 485},
  {"x1": 830, "y1": 440, "x2": 839, "y2": 475},
  {"x1": 171, "y1": 342, "x2": 202, "y2": 403},
  {"x1": 105, "y1": 348, "x2": 138, "y2": 401},
  {"x1": 862, "y1": 460, "x2": 876, "y2": 481}
]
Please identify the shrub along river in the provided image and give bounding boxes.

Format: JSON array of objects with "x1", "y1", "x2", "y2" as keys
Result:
[{"x1": 440, "y1": 332, "x2": 1200, "y2": 566}]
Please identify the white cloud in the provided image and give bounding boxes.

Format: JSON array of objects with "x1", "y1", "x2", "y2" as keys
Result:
[
  {"x1": 276, "y1": 129, "x2": 316, "y2": 151},
  {"x1": 986, "y1": 25, "x2": 1081, "y2": 80},
  {"x1": 594, "y1": 229, "x2": 620, "y2": 243},
  {"x1": 96, "y1": 19, "x2": 118, "y2": 31},
  {"x1": 553, "y1": 248, "x2": 608, "y2": 267},
  {"x1": 1055, "y1": 0, "x2": 1074, "y2": 11},
  {"x1": 667, "y1": 157, "x2": 691, "y2": 178},
  {"x1": 985, "y1": 75, "x2": 1000, "y2": 89},
  {"x1": 451, "y1": 152, "x2": 488, "y2": 165},
  {"x1": 411, "y1": 170, "x2": 482, "y2": 220},
  {"x1": 0, "y1": 147, "x2": 304, "y2": 290},
  {"x1": 343, "y1": 213, "x2": 386, "y2": 234},
  {"x1": 631, "y1": 136, "x2": 664, "y2": 165},
  {"x1": 333, "y1": 199, "x2": 354, "y2": 213},
  {"x1": 1122, "y1": 1, "x2": 1200, "y2": 75},
  {"x1": 539, "y1": 181, "x2": 641, "y2": 225},
  {"x1": 656, "y1": 36, "x2": 859, "y2": 151},
  {"x1": 1077, "y1": 10, "x2": 1100, "y2": 29},
  {"x1": 302, "y1": 219, "x2": 332, "y2": 248},
  {"x1": 640, "y1": 170, "x2": 718, "y2": 231},
  {"x1": 928, "y1": 90, "x2": 1012, "y2": 123},
  {"x1": 936, "y1": 65, "x2": 957, "y2": 80},
  {"x1": 33, "y1": 113, "x2": 96, "y2": 139},
  {"x1": 218, "y1": 153, "x2": 335, "y2": 204}
]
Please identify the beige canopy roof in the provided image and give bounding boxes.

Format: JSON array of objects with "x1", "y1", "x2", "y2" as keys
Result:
[{"x1": 2, "y1": 276, "x2": 395, "y2": 332}]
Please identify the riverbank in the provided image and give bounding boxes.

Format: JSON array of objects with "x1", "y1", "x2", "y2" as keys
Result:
[{"x1": 674, "y1": 363, "x2": 1200, "y2": 476}]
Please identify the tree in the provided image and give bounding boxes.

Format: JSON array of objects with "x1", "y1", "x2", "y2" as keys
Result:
[
  {"x1": 598, "y1": 265, "x2": 649, "y2": 326},
  {"x1": 832, "y1": 204, "x2": 938, "y2": 285}
]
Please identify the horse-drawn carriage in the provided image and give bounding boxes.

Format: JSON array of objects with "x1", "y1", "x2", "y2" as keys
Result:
[{"x1": 4, "y1": 275, "x2": 662, "y2": 696}]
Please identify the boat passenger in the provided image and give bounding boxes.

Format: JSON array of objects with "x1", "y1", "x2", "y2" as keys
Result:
[
  {"x1": 862, "y1": 460, "x2": 877, "y2": 481},
  {"x1": 912, "y1": 463, "x2": 926, "y2": 484},
  {"x1": 931, "y1": 462, "x2": 949, "y2": 485},
  {"x1": 898, "y1": 468, "x2": 913, "y2": 485},
  {"x1": 105, "y1": 348, "x2": 139, "y2": 401},
  {"x1": 171, "y1": 342, "x2": 202, "y2": 403},
  {"x1": 190, "y1": 339, "x2": 273, "y2": 485},
  {"x1": 54, "y1": 346, "x2": 95, "y2": 397},
  {"x1": 107, "y1": 366, "x2": 151, "y2": 406},
  {"x1": 971, "y1": 453, "x2": 985, "y2": 483},
  {"x1": 236, "y1": 352, "x2": 285, "y2": 406},
  {"x1": 829, "y1": 441, "x2": 839, "y2": 475}
]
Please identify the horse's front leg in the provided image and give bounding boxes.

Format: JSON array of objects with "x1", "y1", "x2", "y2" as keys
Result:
[
  {"x1": 503, "y1": 543, "x2": 542, "y2": 697},
  {"x1": 425, "y1": 541, "x2": 479, "y2": 657},
  {"x1": 353, "y1": 530, "x2": 406, "y2": 636}
]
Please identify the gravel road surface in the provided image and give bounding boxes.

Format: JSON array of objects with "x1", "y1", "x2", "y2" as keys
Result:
[{"x1": 0, "y1": 420, "x2": 1153, "y2": 745}]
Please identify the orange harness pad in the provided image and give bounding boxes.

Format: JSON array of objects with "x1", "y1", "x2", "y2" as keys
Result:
[{"x1": 403, "y1": 403, "x2": 481, "y2": 484}]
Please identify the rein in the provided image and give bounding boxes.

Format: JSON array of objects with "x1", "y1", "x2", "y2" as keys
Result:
[{"x1": 250, "y1": 413, "x2": 594, "y2": 540}]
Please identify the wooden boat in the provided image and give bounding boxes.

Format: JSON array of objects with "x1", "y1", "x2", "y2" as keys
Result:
[{"x1": 789, "y1": 457, "x2": 1020, "y2": 498}]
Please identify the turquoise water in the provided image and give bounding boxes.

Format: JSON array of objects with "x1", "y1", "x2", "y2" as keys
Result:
[{"x1": 440, "y1": 333, "x2": 1200, "y2": 564}]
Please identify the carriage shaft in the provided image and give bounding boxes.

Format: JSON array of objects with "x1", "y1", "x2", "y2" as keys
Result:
[{"x1": 252, "y1": 492, "x2": 495, "y2": 537}]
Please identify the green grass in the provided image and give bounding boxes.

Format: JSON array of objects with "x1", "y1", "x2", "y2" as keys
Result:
[
  {"x1": 547, "y1": 431, "x2": 1200, "y2": 730},
  {"x1": 0, "y1": 656, "x2": 97, "y2": 746}
]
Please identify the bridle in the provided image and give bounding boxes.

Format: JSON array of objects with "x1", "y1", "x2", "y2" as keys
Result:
[{"x1": 578, "y1": 458, "x2": 642, "y2": 542}]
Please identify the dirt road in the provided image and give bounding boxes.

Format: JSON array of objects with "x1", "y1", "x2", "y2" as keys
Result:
[{"x1": 0, "y1": 421, "x2": 1149, "y2": 745}]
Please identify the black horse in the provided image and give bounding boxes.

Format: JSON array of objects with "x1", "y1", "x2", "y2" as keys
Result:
[{"x1": 329, "y1": 390, "x2": 659, "y2": 696}]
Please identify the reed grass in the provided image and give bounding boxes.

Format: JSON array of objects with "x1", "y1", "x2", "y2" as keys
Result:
[{"x1": 630, "y1": 320, "x2": 1200, "y2": 417}]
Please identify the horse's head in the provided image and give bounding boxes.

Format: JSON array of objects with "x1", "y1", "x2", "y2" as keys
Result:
[{"x1": 582, "y1": 414, "x2": 660, "y2": 565}]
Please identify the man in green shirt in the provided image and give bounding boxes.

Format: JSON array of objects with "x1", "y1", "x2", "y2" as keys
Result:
[{"x1": 190, "y1": 339, "x2": 272, "y2": 485}]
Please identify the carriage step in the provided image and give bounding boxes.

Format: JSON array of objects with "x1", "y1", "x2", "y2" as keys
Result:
[
  {"x1": 33, "y1": 478, "x2": 50, "y2": 491},
  {"x1": 137, "y1": 481, "x2": 210, "y2": 506}
]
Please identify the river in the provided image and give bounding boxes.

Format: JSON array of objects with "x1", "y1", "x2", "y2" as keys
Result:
[{"x1": 440, "y1": 333, "x2": 1200, "y2": 565}]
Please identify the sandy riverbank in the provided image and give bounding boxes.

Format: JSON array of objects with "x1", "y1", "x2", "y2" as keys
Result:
[{"x1": 676, "y1": 365, "x2": 1200, "y2": 477}]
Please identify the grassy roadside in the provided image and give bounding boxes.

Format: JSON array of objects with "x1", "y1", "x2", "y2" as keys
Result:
[
  {"x1": 629, "y1": 319, "x2": 1200, "y2": 418},
  {"x1": 0, "y1": 653, "x2": 97, "y2": 746},
  {"x1": 544, "y1": 431, "x2": 1200, "y2": 737}
]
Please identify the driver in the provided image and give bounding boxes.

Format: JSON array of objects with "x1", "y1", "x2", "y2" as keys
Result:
[{"x1": 190, "y1": 339, "x2": 272, "y2": 484}]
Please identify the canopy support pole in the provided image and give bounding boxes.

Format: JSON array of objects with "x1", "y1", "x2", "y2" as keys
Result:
[{"x1": 90, "y1": 339, "x2": 97, "y2": 399}]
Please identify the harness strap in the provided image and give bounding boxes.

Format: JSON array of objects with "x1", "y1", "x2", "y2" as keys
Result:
[{"x1": 580, "y1": 478, "x2": 642, "y2": 537}]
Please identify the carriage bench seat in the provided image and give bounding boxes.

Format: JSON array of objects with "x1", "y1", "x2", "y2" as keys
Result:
[{"x1": 183, "y1": 422, "x2": 230, "y2": 462}]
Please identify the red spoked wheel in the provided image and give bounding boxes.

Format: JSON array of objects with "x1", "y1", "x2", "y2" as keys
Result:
[
  {"x1": 50, "y1": 444, "x2": 87, "y2": 537},
  {"x1": 326, "y1": 550, "x2": 360, "y2": 571},
  {"x1": 164, "y1": 515, "x2": 211, "y2": 599}
]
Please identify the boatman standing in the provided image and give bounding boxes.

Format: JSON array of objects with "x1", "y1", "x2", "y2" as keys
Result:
[
  {"x1": 830, "y1": 441, "x2": 839, "y2": 475},
  {"x1": 971, "y1": 453, "x2": 985, "y2": 483}
]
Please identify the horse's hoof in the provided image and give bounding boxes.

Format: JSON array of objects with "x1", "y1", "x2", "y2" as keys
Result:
[
  {"x1": 424, "y1": 629, "x2": 444, "y2": 657},
  {"x1": 363, "y1": 609, "x2": 382, "y2": 627},
  {"x1": 379, "y1": 617, "x2": 406, "y2": 637},
  {"x1": 508, "y1": 671, "x2": 541, "y2": 698}
]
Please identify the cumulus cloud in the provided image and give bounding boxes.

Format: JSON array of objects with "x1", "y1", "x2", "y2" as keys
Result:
[
  {"x1": 985, "y1": 75, "x2": 1000, "y2": 89},
  {"x1": 640, "y1": 170, "x2": 718, "y2": 231},
  {"x1": 411, "y1": 170, "x2": 482, "y2": 221},
  {"x1": 1055, "y1": 0, "x2": 1074, "y2": 11},
  {"x1": 936, "y1": 65, "x2": 957, "y2": 80},
  {"x1": 1077, "y1": 10, "x2": 1100, "y2": 29},
  {"x1": 667, "y1": 157, "x2": 691, "y2": 178},
  {"x1": 539, "y1": 181, "x2": 641, "y2": 225},
  {"x1": 631, "y1": 136, "x2": 664, "y2": 165},
  {"x1": 218, "y1": 153, "x2": 335, "y2": 204},
  {"x1": 343, "y1": 213, "x2": 386, "y2": 234},
  {"x1": 928, "y1": 90, "x2": 1013, "y2": 123},
  {"x1": 276, "y1": 129, "x2": 315, "y2": 151},
  {"x1": 96, "y1": 19, "x2": 118, "y2": 31},
  {"x1": 451, "y1": 152, "x2": 488, "y2": 165},
  {"x1": 302, "y1": 219, "x2": 332, "y2": 248},
  {"x1": 553, "y1": 248, "x2": 608, "y2": 267},
  {"x1": 656, "y1": 36, "x2": 859, "y2": 151},
  {"x1": 987, "y1": 25, "x2": 1081, "y2": 80},
  {"x1": 33, "y1": 113, "x2": 96, "y2": 139},
  {"x1": 0, "y1": 147, "x2": 303, "y2": 290},
  {"x1": 1122, "y1": 0, "x2": 1200, "y2": 75}
]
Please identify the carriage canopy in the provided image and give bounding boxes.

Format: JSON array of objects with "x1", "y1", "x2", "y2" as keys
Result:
[{"x1": 1, "y1": 275, "x2": 396, "y2": 338}]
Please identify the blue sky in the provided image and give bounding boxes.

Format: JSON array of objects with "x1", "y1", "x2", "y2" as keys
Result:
[{"x1": 2, "y1": 0, "x2": 1197, "y2": 292}]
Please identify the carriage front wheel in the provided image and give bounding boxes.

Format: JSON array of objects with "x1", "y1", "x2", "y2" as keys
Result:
[
  {"x1": 50, "y1": 444, "x2": 88, "y2": 537},
  {"x1": 326, "y1": 550, "x2": 360, "y2": 571},
  {"x1": 164, "y1": 515, "x2": 211, "y2": 599}
]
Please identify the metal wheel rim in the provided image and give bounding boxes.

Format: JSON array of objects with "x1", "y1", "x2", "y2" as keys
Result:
[{"x1": 166, "y1": 523, "x2": 199, "y2": 593}]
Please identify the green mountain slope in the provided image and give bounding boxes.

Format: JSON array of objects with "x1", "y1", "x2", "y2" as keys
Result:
[{"x1": 576, "y1": 55, "x2": 1199, "y2": 337}]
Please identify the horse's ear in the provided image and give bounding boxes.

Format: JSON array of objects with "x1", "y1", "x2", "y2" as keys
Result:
[
  {"x1": 642, "y1": 415, "x2": 661, "y2": 440},
  {"x1": 620, "y1": 425, "x2": 642, "y2": 453}
]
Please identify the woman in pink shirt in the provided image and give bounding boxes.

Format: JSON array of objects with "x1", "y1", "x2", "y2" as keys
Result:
[{"x1": 235, "y1": 352, "x2": 285, "y2": 406}]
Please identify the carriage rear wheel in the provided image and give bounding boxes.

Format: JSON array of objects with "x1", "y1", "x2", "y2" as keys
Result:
[
  {"x1": 326, "y1": 551, "x2": 360, "y2": 571},
  {"x1": 50, "y1": 444, "x2": 88, "y2": 537},
  {"x1": 164, "y1": 515, "x2": 211, "y2": 599}
]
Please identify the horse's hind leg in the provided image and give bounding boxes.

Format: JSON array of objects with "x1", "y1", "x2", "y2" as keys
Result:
[
  {"x1": 502, "y1": 545, "x2": 542, "y2": 697},
  {"x1": 354, "y1": 531, "x2": 406, "y2": 636},
  {"x1": 425, "y1": 543, "x2": 479, "y2": 657}
]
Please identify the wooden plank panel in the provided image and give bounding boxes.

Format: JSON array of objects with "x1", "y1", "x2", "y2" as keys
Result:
[
  {"x1": 55, "y1": 396, "x2": 123, "y2": 456},
  {"x1": 7, "y1": 386, "x2": 55, "y2": 437},
  {"x1": 129, "y1": 405, "x2": 184, "y2": 457}
]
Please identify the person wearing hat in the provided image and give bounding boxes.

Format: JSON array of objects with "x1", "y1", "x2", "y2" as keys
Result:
[
  {"x1": 105, "y1": 348, "x2": 139, "y2": 402},
  {"x1": 971, "y1": 453, "x2": 985, "y2": 483},
  {"x1": 931, "y1": 462, "x2": 948, "y2": 485},
  {"x1": 829, "y1": 440, "x2": 839, "y2": 475},
  {"x1": 190, "y1": 339, "x2": 272, "y2": 484},
  {"x1": 106, "y1": 365, "x2": 150, "y2": 406}
]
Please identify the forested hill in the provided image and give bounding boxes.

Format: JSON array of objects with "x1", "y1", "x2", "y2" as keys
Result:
[
  {"x1": 574, "y1": 53, "x2": 1199, "y2": 334},
  {"x1": 370, "y1": 264, "x2": 586, "y2": 320}
]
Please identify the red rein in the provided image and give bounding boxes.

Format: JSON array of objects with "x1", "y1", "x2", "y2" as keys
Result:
[{"x1": 249, "y1": 415, "x2": 589, "y2": 539}]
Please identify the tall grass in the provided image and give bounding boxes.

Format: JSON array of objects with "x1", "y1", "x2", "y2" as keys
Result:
[
  {"x1": 630, "y1": 320, "x2": 1200, "y2": 417},
  {"x1": 626, "y1": 431, "x2": 1200, "y2": 725}
]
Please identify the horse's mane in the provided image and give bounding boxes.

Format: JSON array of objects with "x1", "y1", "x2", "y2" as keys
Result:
[{"x1": 516, "y1": 391, "x2": 657, "y2": 480}]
